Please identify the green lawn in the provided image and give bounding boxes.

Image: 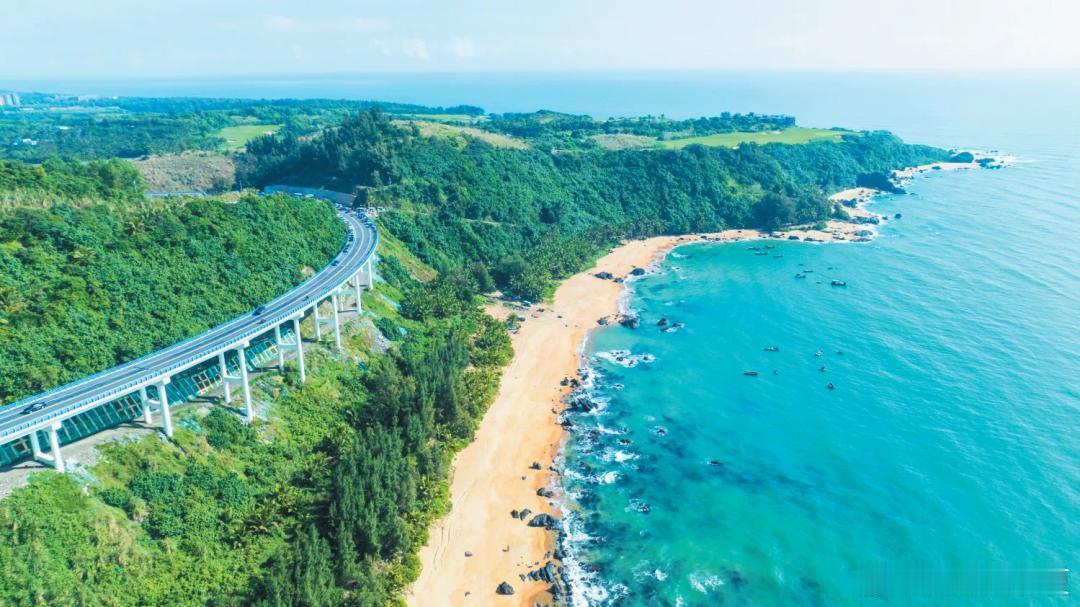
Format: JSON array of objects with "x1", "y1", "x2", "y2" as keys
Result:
[
  {"x1": 660, "y1": 127, "x2": 854, "y2": 149},
  {"x1": 216, "y1": 124, "x2": 282, "y2": 150}
]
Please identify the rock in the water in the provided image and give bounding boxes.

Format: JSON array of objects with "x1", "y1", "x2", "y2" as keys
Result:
[
  {"x1": 630, "y1": 267, "x2": 646, "y2": 276},
  {"x1": 657, "y1": 317, "x2": 668, "y2": 326},
  {"x1": 496, "y1": 582, "x2": 515, "y2": 595},
  {"x1": 619, "y1": 314, "x2": 640, "y2": 329},
  {"x1": 528, "y1": 513, "x2": 559, "y2": 529},
  {"x1": 613, "y1": 277, "x2": 624, "y2": 283},
  {"x1": 537, "y1": 487, "x2": 556, "y2": 498},
  {"x1": 597, "y1": 317, "x2": 609, "y2": 326}
]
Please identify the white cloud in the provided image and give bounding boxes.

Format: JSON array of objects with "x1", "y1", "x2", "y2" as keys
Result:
[
  {"x1": 448, "y1": 36, "x2": 476, "y2": 58},
  {"x1": 401, "y1": 38, "x2": 430, "y2": 60}
]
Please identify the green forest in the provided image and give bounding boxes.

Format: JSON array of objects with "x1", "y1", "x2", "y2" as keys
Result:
[
  {"x1": 0, "y1": 166, "x2": 344, "y2": 402},
  {"x1": 0, "y1": 97, "x2": 951, "y2": 606},
  {"x1": 240, "y1": 109, "x2": 947, "y2": 298}
]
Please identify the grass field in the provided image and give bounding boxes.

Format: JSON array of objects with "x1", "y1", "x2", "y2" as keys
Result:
[
  {"x1": 402, "y1": 120, "x2": 528, "y2": 149},
  {"x1": 216, "y1": 124, "x2": 282, "y2": 151},
  {"x1": 660, "y1": 127, "x2": 854, "y2": 149}
]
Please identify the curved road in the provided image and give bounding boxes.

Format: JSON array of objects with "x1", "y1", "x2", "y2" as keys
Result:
[{"x1": 0, "y1": 203, "x2": 376, "y2": 445}]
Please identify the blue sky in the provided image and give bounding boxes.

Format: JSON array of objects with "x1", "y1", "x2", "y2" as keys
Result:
[{"x1": 4, "y1": 0, "x2": 1079, "y2": 78}]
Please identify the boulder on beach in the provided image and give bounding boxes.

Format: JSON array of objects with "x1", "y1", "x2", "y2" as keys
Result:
[
  {"x1": 630, "y1": 267, "x2": 646, "y2": 276},
  {"x1": 950, "y1": 151, "x2": 975, "y2": 163},
  {"x1": 518, "y1": 508, "x2": 532, "y2": 521},
  {"x1": 594, "y1": 271, "x2": 614, "y2": 280},
  {"x1": 527, "y1": 513, "x2": 559, "y2": 529},
  {"x1": 537, "y1": 487, "x2": 556, "y2": 498},
  {"x1": 496, "y1": 582, "x2": 515, "y2": 595},
  {"x1": 597, "y1": 317, "x2": 609, "y2": 326}
]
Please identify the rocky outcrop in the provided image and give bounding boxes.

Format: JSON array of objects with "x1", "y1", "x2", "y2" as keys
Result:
[
  {"x1": 527, "y1": 513, "x2": 559, "y2": 529},
  {"x1": 496, "y1": 581, "x2": 515, "y2": 595}
]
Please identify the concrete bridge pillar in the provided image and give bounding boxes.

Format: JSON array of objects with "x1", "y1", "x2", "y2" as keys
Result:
[
  {"x1": 139, "y1": 386, "x2": 152, "y2": 424},
  {"x1": 331, "y1": 293, "x2": 342, "y2": 350},
  {"x1": 292, "y1": 316, "x2": 306, "y2": 383},
  {"x1": 274, "y1": 324, "x2": 285, "y2": 369},
  {"x1": 237, "y1": 344, "x2": 253, "y2": 423},
  {"x1": 158, "y1": 379, "x2": 173, "y2": 438},
  {"x1": 28, "y1": 423, "x2": 65, "y2": 472},
  {"x1": 312, "y1": 301, "x2": 323, "y2": 341},
  {"x1": 366, "y1": 258, "x2": 374, "y2": 290},
  {"x1": 28, "y1": 430, "x2": 43, "y2": 460},
  {"x1": 47, "y1": 423, "x2": 65, "y2": 473},
  {"x1": 217, "y1": 352, "x2": 232, "y2": 403}
]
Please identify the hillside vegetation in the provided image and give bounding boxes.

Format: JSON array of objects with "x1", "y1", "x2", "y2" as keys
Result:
[
  {"x1": 241, "y1": 109, "x2": 948, "y2": 299},
  {"x1": 0, "y1": 173, "x2": 344, "y2": 403}
]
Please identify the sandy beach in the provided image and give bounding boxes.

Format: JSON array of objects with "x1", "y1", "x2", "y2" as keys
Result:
[
  {"x1": 406, "y1": 228, "x2": 849, "y2": 606},
  {"x1": 406, "y1": 159, "x2": 989, "y2": 606}
]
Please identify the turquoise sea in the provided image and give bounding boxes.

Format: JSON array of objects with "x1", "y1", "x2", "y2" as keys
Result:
[
  {"x1": 548, "y1": 75, "x2": 1080, "y2": 605},
  {"x1": 16, "y1": 70, "x2": 1079, "y2": 605}
]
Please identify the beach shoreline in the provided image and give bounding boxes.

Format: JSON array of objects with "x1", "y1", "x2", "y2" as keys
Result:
[{"x1": 406, "y1": 157, "x2": 995, "y2": 606}]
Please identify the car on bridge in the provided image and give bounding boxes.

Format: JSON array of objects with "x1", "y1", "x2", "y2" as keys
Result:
[
  {"x1": 21, "y1": 401, "x2": 48, "y2": 415},
  {"x1": 253, "y1": 305, "x2": 267, "y2": 315}
]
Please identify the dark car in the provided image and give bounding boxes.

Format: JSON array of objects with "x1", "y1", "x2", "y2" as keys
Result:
[
  {"x1": 21, "y1": 401, "x2": 47, "y2": 415},
  {"x1": 253, "y1": 305, "x2": 267, "y2": 316},
  {"x1": 331, "y1": 260, "x2": 340, "y2": 266}
]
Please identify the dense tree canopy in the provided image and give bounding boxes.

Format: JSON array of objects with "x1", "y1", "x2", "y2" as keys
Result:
[
  {"x1": 240, "y1": 109, "x2": 947, "y2": 298},
  {"x1": 0, "y1": 193, "x2": 343, "y2": 403}
]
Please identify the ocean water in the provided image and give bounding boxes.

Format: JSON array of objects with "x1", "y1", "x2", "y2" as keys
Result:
[
  {"x1": 553, "y1": 76, "x2": 1080, "y2": 605},
  {"x1": 15, "y1": 70, "x2": 1079, "y2": 605}
]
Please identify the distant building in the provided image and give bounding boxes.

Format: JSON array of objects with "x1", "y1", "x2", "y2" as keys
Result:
[{"x1": 0, "y1": 92, "x2": 21, "y2": 107}]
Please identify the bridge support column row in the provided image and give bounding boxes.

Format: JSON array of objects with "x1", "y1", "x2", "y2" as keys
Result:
[{"x1": 29, "y1": 422, "x2": 65, "y2": 473}]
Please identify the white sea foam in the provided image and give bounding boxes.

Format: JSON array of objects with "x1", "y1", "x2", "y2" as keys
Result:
[
  {"x1": 603, "y1": 448, "x2": 638, "y2": 463},
  {"x1": 594, "y1": 349, "x2": 656, "y2": 368},
  {"x1": 689, "y1": 572, "x2": 725, "y2": 594}
]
